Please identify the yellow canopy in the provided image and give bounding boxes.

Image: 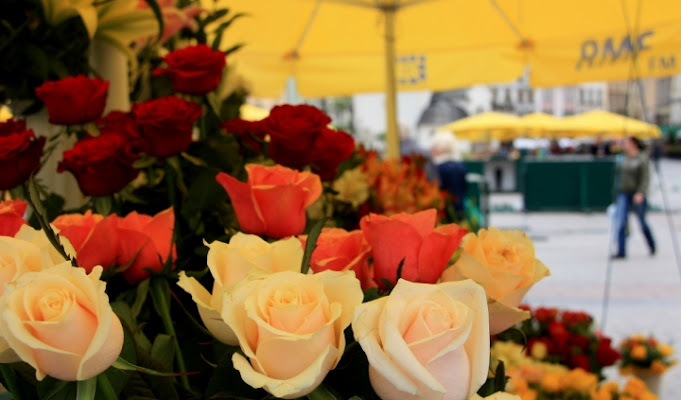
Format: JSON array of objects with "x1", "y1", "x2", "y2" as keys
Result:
[
  {"x1": 560, "y1": 110, "x2": 661, "y2": 139},
  {"x1": 208, "y1": 0, "x2": 681, "y2": 157},
  {"x1": 520, "y1": 113, "x2": 563, "y2": 138},
  {"x1": 440, "y1": 110, "x2": 660, "y2": 141},
  {"x1": 441, "y1": 112, "x2": 522, "y2": 142}
]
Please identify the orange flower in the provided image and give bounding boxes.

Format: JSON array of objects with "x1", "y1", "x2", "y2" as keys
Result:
[
  {"x1": 216, "y1": 164, "x2": 322, "y2": 238},
  {"x1": 0, "y1": 199, "x2": 27, "y2": 237},
  {"x1": 300, "y1": 228, "x2": 374, "y2": 289},
  {"x1": 53, "y1": 208, "x2": 175, "y2": 283},
  {"x1": 359, "y1": 209, "x2": 467, "y2": 287},
  {"x1": 630, "y1": 344, "x2": 648, "y2": 360}
]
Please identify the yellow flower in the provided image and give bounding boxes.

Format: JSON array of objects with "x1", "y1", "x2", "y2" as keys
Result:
[
  {"x1": 630, "y1": 344, "x2": 648, "y2": 360},
  {"x1": 658, "y1": 343, "x2": 673, "y2": 357},
  {"x1": 332, "y1": 167, "x2": 370, "y2": 208},
  {"x1": 564, "y1": 368, "x2": 598, "y2": 393},
  {"x1": 623, "y1": 377, "x2": 647, "y2": 397},
  {"x1": 530, "y1": 341, "x2": 548, "y2": 360},
  {"x1": 650, "y1": 360, "x2": 667, "y2": 374},
  {"x1": 540, "y1": 372, "x2": 562, "y2": 392}
]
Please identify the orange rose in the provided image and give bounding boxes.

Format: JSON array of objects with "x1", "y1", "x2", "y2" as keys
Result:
[
  {"x1": 52, "y1": 211, "x2": 118, "y2": 273},
  {"x1": 0, "y1": 199, "x2": 27, "y2": 237},
  {"x1": 53, "y1": 208, "x2": 175, "y2": 283},
  {"x1": 359, "y1": 209, "x2": 467, "y2": 287},
  {"x1": 216, "y1": 164, "x2": 322, "y2": 238},
  {"x1": 116, "y1": 208, "x2": 176, "y2": 283},
  {"x1": 300, "y1": 228, "x2": 375, "y2": 289}
]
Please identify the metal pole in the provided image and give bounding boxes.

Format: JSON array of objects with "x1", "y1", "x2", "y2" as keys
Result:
[{"x1": 383, "y1": 6, "x2": 400, "y2": 160}]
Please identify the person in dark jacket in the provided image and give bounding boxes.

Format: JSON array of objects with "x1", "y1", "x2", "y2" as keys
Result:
[
  {"x1": 430, "y1": 133, "x2": 468, "y2": 220},
  {"x1": 612, "y1": 136, "x2": 656, "y2": 259}
]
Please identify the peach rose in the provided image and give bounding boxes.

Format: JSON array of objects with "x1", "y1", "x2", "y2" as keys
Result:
[
  {"x1": 0, "y1": 264, "x2": 123, "y2": 381},
  {"x1": 12, "y1": 225, "x2": 75, "y2": 268},
  {"x1": 0, "y1": 199, "x2": 27, "y2": 237},
  {"x1": 177, "y1": 233, "x2": 304, "y2": 345},
  {"x1": 223, "y1": 270, "x2": 362, "y2": 399},
  {"x1": 441, "y1": 228, "x2": 550, "y2": 334},
  {"x1": 0, "y1": 226, "x2": 72, "y2": 362},
  {"x1": 216, "y1": 164, "x2": 322, "y2": 238},
  {"x1": 300, "y1": 228, "x2": 375, "y2": 289},
  {"x1": 352, "y1": 279, "x2": 490, "y2": 400},
  {"x1": 360, "y1": 209, "x2": 467, "y2": 288}
]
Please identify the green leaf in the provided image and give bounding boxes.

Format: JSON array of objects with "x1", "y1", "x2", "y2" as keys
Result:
[
  {"x1": 307, "y1": 384, "x2": 338, "y2": 400},
  {"x1": 132, "y1": 278, "x2": 150, "y2": 319},
  {"x1": 112, "y1": 357, "x2": 182, "y2": 378},
  {"x1": 362, "y1": 287, "x2": 379, "y2": 303},
  {"x1": 210, "y1": 13, "x2": 246, "y2": 50},
  {"x1": 493, "y1": 360, "x2": 508, "y2": 392},
  {"x1": 76, "y1": 377, "x2": 96, "y2": 400},
  {"x1": 395, "y1": 258, "x2": 405, "y2": 282},
  {"x1": 301, "y1": 219, "x2": 325, "y2": 274},
  {"x1": 96, "y1": 374, "x2": 118, "y2": 400},
  {"x1": 93, "y1": 196, "x2": 113, "y2": 216},
  {"x1": 151, "y1": 334, "x2": 175, "y2": 372}
]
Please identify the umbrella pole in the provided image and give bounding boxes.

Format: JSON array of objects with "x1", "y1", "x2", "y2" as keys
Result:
[{"x1": 383, "y1": 7, "x2": 400, "y2": 160}]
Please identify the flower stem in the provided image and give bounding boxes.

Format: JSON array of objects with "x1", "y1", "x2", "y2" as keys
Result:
[{"x1": 150, "y1": 277, "x2": 191, "y2": 392}]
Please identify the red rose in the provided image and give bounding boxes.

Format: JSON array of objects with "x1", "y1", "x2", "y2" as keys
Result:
[
  {"x1": 359, "y1": 209, "x2": 467, "y2": 288},
  {"x1": 35, "y1": 75, "x2": 109, "y2": 125},
  {"x1": 595, "y1": 338, "x2": 621, "y2": 366},
  {"x1": 266, "y1": 104, "x2": 331, "y2": 168},
  {"x1": 548, "y1": 321, "x2": 570, "y2": 354},
  {"x1": 568, "y1": 354, "x2": 592, "y2": 371},
  {"x1": 220, "y1": 118, "x2": 268, "y2": 153},
  {"x1": 534, "y1": 307, "x2": 559, "y2": 324},
  {"x1": 568, "y1": 334, "x2": 592, "y2": 351},
  {"x1": 0, "y1": 199, "x2": 28, "y2": 237},
  {"x1": 216, "y1": 164, "x2": 322, "y2": 238},
  {"x1": 265, "y1": 105, "x2": 355, "y2": 180},
  {"x1": 153, "y1": 44, "x2": 226, "y2": 95},
  {"x1": 526, "y1": 337, "x2": 554, "y2": 357},
  {"x1": 300, "y1": 228, "x2": 375, "y2": 289},
  {"x1": 309, "y1": 127, "x2": 356, "y2": 181},
  {"x1": 58, "y1": 132, "x2": 139, "y2": 197},
  {"x1": 0, "y1": 118, "x2": 46, "y2": 190},
  {"x1": 132, "y1": 96, "x2": 202, "y2": 157}
]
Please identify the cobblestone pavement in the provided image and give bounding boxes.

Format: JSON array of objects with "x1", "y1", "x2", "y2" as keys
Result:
[{"x1": 488, "y1": 158, "x2": 681, "y2": 400}]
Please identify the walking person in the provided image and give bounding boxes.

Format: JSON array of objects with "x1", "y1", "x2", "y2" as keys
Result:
[
  {"x1": 612, "y1": 136, "x2": 656, "y2": 259},
  {"x1": 430, "y1": 132, "x2": 468, "y2": 221}
]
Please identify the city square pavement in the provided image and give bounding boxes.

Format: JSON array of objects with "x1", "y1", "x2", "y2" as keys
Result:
[{"x1": 487, "y1": 158, "x2": 681, "y2": 400}]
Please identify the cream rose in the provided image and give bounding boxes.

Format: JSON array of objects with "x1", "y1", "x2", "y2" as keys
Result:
[
  {"x1": 177, "y1": 233, "x2": 303, "y2": 345},
  {"x1": 0, "y1": 226, "x2": 74, "y2": 362},
  {"x1": 441, "y1": 228, "x2": 550, "y2": 334},
  {"x1": 0, "y1": 263, "x2": 124, "y2": 381},
  {"x1": 223, "y1": 270, "x2": 362, "y2": 399},
  {"x1": 13, "y1": 224, "x2": 76, "y2": 267},
  {"x1": 353, "y1": 279, "x2": 490, "y2": 400}
]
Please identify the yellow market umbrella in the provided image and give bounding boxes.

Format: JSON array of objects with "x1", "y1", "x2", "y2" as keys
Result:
[
  {"x1": 211, "y1": 0, "x2": 681, "y2": 158},
  {"x1": 440, "y1": 112, "x2": 522, "y2": 142},
  {"x1": 519, "y1": 113, "x2": 563, "y2": 138},
  {"x1": 561, "y1": 110, "x2": 661, "y2": 139}
]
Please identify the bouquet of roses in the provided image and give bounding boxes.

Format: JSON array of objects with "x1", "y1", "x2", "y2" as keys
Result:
[{"x1": 618, "y1": 334, "x2": 677, "y2": 376}]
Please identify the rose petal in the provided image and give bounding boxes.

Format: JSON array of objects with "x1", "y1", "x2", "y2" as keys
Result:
[
  {"x1": 487, "y1": 300, "x2": 531, "y2": 335},
  {"x1": 216, "y1": 172, "x2": 266, "y2": 235},
  {"x1": 251, "y1": 185, "x2": 308, "y2": 238},
  {"x1": 232, "y1": 345, "x2": 339, "y2": 399}
]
